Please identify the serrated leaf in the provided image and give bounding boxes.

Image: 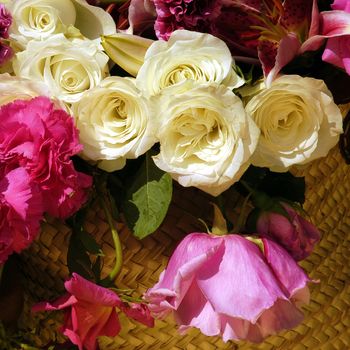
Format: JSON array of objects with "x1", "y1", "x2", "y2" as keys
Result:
[{"x1": 122, "y1": 152, "x2": 173, "y2": 239}]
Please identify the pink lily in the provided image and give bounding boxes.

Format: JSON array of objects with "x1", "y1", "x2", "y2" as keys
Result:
[{"x1": 320, "y1": 1, "x2": 350, "y2": 74}]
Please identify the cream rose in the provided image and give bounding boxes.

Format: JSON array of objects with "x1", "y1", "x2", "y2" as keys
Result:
[
  {"x1": 153, "y1": 82, "x2": 260, "y2": 196},
  {"x1": 7, "y1": 0, "x2": 116, "y2": 47},
  {"x1": 13, "y1": 34, "x2": 109, "y2": 104},
  {"x1": 245, "y1": 75, "x2": 343, "y2": 171},
  {"x1": 71, "y1": 76, "x2": 157, "y2": 172},
  {"x1": 0, "y1": 73, "x2": 50, "y2": 105},
  {"x1": 136, "y1": 29, "x2": 244, "y2": 97}
]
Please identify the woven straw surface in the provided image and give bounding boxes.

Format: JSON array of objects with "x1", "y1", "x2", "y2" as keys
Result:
[{"x1": 17, "y1": 109, "x2": 350, "y2": 349}]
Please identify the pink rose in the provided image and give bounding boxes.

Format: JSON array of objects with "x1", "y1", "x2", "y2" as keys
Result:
[
  {"x1": 33, "y1": 273, "x2": 154, "y2": 350},
  {"x1": 256, "y1": 203, "x2": 320, "y2": 261},
  {"x1": 0, "y1": 97, "x2": 92, "y2": 218},
  {"x1": 145, "y1": 233, "x2": 311, "y2": 343}
]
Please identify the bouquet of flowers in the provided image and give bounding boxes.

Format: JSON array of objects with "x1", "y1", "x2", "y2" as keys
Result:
[{"x1": 0, "y1": 0, "x2": 349, "y2": 349}]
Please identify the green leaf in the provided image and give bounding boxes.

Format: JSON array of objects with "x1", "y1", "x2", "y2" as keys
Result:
[
  {"x1": 77, "y1": 230, "x2": 104, "y2": 256},
  {"x1": 67, "y1": 233, "x2": 94, "y2": 280},
  {"x1": 122, "y1": 151, "x2": 173, "y2": 239}
]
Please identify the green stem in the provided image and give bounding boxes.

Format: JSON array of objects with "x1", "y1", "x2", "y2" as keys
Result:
[
  {"x1": 240, "y1": 180, "x2": 255, "y2": 194},
  {"x1": 100, "y1": 196, "x2": 123, "y2": 283}
]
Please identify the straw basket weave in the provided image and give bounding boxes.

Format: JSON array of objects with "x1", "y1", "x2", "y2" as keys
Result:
[{"x1": 17, "y1": 106, "x2": 350, "y2": 350}]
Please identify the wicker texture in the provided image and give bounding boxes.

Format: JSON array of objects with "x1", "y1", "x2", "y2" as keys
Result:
[{"x1": 17, "y1": 128, "x2": 350, "y2": 349}]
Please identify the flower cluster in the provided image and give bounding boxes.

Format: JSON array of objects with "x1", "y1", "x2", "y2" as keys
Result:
[{"x1": 0, "y1": 0, "x2": 349, "y2": 349}]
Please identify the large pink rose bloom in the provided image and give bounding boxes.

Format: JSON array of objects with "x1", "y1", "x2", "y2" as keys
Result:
[
  {"x1": 0, "y1": 97, "x2": 92, "y2": 218},
  {"x1": 33, "y1": 273, "x2": 154, "y2": 350},
  {"x1": 0, "y1": 167, "x2": 42, "y2": 264},
  {"x1": 145, "y1": 233, "x2": 311, "y2": 342},
  {"x1": 256, "y1": 203, "x2": 320, "y2": 261}
]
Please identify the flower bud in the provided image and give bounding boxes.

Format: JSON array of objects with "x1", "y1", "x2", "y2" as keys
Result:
[
  {"x1": 101, "y1": 32, "x2": 153, "y2": 77},
  {"x1": 256, "y1": 202, "x2": 320, "y2": 261}
]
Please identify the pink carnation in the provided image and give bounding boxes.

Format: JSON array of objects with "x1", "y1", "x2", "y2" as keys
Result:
[
  {"x1": 153, "y1": 0, "x2": 222, "y2": 40},
  {"x1": 0, "y1": 97, "x2": 92, "y2": 218},
  {"x1": 0, "y1": 167, "x2": 43, "y2": 264}
]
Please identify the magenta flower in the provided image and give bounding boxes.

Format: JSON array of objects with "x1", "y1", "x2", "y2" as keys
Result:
[
  {"x1": 0, "y1": 42, "x2": 13, "y2": 65},
  {"x1": 0, "y1": 97, "x2": 92, "y2": 218},
  {"x1": 0, "y1": 167, "x2": 43, "y2": 264},
  {"x1": 210, "y1": 0, "x2": 320, "y2": 79},
  {"x1": 153, "y1": 0, "x2": 222, "y2": 40},
  {"x1": 256, "y1": 203, "x2": 320, "y2": 261},
  {"x1": 320, "y1": 1, "x2": 350, "y2": 74},
  {"x1": 33, "y1": 273, "x2": 154, "y2": 350},
  {"x1": 145, "y1": 232, "x2": 311, "y2": 343},
  {"x1": 0, "y1": 4, "x2": 12, "y2": 39},
  {"x1": 33, "y1": 273, "x2": 123, "y2": 350}
]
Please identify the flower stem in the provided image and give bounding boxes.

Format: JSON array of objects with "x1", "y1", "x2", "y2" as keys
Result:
[
  {"x1": 100, "y1": 196, "x2": 123, "y2": 283},
  {"x1": 0, "y1": 264, "x2": 3, "y2": 284}
]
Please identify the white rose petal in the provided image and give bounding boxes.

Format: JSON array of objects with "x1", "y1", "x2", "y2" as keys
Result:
[
  {"x1": 136, "y1": 29, "x2": 244, "y2": 97},
  {"x1": 72, "y1": 76, "x2": 157, "y2": 172},
  {"x1": 245, "y1": 75, "x2": 343, "y2": 171},
  {"x1": 153, "y1": 82, "x2": 260, "y2": 196},
  {"x1": 7, "y1": 0, "x2": 116, "y2": 47},
  {"x1": 0, "y1": 73, "x2": 49, "y2": 105},
  {"x1": 13, "y1": 34, "x2": 109, "y2": 104}
]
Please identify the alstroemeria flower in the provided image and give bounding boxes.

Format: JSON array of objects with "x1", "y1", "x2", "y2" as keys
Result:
[
  {"x1": 320, "y1": 1, "x2": 350, "y2": 74},
  {"x1": 33, "y1": 273, "x2": 123, "y2": 350},
  {"x1": 256, "y1": 202, "x2": 321, "y2": 261},
  {"x1": 210, "y1": 0, "x2": 320, "y2": 81},
  {"x1": 145, "y1": 233, "x2": 311, "y2": 342},
  {"x1": 33, "y1": 273, "x2": 154, "y2": 350}
]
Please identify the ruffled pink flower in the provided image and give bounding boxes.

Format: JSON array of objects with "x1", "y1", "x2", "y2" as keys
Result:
[
  {"x1": 153, "y1": 0, "x2": 222, "y2": 40},
  {"x1": 145, "y1": 233, "x2": 311, "y2": 343},
  {"x1": 0, "y1": 97, "x2": 92, "y2": 218},
  {"x1": 0, "y1": 167, "x2": 43, "y2": 264},
  {"x1": 33, "y1": 273, "x2": 154, "y2": 350},
  {"x1": 256, "y1": 203, "x2": 320, "y2": 261}
]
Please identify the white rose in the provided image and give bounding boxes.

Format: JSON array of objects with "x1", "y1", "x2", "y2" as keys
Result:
[
  {"x1": 7, "y1": 0, "x2": 116, "y2": 47},
  {"x1": 0, "y1": 73, "x2": 50, "y2": 105},
  {"x1": 13, "y1": 34, "x2": 109, "y2": 104},
  {"x1": 71, "y1": 76, "x2": 157, "y2": 172},
  {"x1": 245, "y1": 75, "x2": 343, "y2": 171},
  {"x1": 136, "y1": 29, "x2": 244, "y2": 97},
  {"x1": 153, "y1": 82, "x2": 260, "y2": 196}
]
